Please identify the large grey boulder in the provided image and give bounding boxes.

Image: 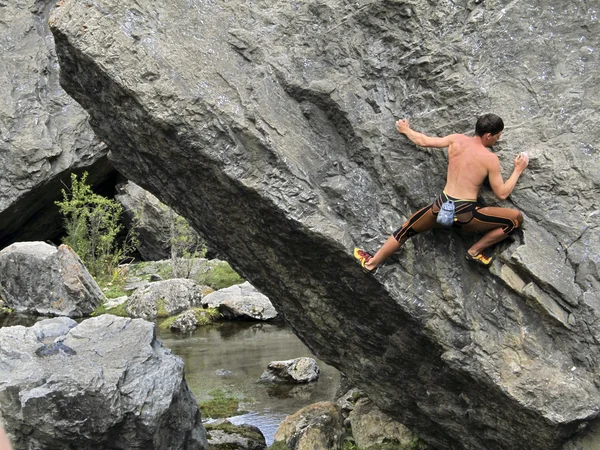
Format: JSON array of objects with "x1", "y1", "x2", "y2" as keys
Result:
[
  {"x1": 0, "y1": 241, "x2": 104, "y2": 317},
  {"x1": 202, "y1": 282, "x2": 278, "y2": 321},
  {"x1": 0, "y1": 0, "x2": 111, "y2": 248},
  {"x1": 49, "y1": 1, "x2": 600, "y2": 449},
  {"x1": 126, "y1": 278, "x2": 204, "y2": 319},
  {"x1": 0, "y1": 315, "x2": 208, "y2": 450}
]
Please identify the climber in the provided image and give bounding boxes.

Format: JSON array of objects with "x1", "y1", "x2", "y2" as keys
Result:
[{"x1": 354, "y1": 113, "x2": 529, "y2": 271}]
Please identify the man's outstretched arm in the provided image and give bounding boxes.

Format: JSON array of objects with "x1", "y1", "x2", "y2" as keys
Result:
[
  {"x1": 487, "y1": 153, "x2": 529, "y2": 201},
  {"x1": 396, "y1": 118, "x2": 454, "y2": 148}
]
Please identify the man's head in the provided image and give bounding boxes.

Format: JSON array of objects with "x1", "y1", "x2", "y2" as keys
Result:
[{"x1": 475, "y1": 113, "x2": 504, "y2": 146}]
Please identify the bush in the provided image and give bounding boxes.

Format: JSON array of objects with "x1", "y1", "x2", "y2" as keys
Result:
[{"x1": 56, "y1": 172, "x2": 137, "y2": 277}]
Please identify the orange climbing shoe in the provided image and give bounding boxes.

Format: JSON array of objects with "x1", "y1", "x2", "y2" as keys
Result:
[
  {"x1": 465, "y1": 252, "x2": 494, "y2": 267},
  {"x1": 354, "y1": 248, "x2": 376, "y2": 273}
]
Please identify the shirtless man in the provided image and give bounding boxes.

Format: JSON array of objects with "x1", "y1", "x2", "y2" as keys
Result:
[{"x1": 354, "y1": 113, "x2": 529, "y2": 271}]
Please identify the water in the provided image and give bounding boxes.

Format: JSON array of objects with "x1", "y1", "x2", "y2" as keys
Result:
[
  {"x1": 156, "y1": 321, "x2": 341, "y2": 445},
  {"x1": 0, "y1": 314, "x2": 341, "y2": 445}
]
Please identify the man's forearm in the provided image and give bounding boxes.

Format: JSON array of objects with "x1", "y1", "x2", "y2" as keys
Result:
[
  {"x1": 402, "y1": 128, "x2": 430, "y2": 147},
  {"x1": 500, "y1": 170, "x2": 524, "y2": 200}
]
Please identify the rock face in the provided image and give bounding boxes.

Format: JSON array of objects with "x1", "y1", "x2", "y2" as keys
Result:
[
  {"x1": 115, "y1": 179, "x2": 204, "y2": 261},
  {"x1": 0, "y1": 315, "x2": 208, "y2": 450},
  {"x1": 202, "y1": 282, "x2": 278, "y2": 321},
  {"x1": 0, "y1": 242, "x2": 104, "y2": 317},
  {"x1": 349, "y1": 396, "x2": 425, "y2": 450},
  {"x1": 49, "y1": 1, "x2": 600, "y2": 449},
  {"x1": 274, "y1": 402, "x2": 345, "y2": 450},
  {"x1": 0, "y1": 0, "x2": 113, "y2": 249}
]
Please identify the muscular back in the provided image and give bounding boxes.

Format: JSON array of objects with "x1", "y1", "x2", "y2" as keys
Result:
[{"x1": 444, "y1": 134, "x2": 495, "y2": 200}]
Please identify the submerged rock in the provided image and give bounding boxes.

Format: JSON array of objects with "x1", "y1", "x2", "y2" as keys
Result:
[
  {"x1": 49, "y1": 1, "x2": 600, "y2": 448},
  {"x1": 0, "y1": 315, "x2": 208, "y2": 450},
  {"x1": 259, "y1": 357, "x2": 320, "y2": 384},
  {"x1": 202, "y1": 282, "x2": 278, "y2": 321},
  {"x1": 0, "y1": 242, "x2": 104, "y2": 317},
  {"x1": 205, "y1": 419, "x2": 266, "y2": 450}
]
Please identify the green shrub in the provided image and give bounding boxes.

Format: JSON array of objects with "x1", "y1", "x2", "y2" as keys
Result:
[{"x1": 56, "y1": 172, "x2": 137, "y2": 277}]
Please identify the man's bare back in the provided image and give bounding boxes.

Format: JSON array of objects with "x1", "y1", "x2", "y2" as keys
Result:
[{"x1": 354, "y1": 114, "x2": 529, "y2": 270}]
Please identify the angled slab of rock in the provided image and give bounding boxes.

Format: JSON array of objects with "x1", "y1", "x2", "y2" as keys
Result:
[
  {"x1": 202, "y1": 282, "x2": 278, "y2": 321},
  {"x1": 0, "y1": 315, "x2": 208, "y2": 450},
  {"x1": 49, "y1": 1, "x2": 600, "y2": 449},
  {"x1": 0, "y1": 242, "x2": 104, "y2": 317},
  {"x1": 0, "y1": 0, "x2": 112, "y2": 248},
  {"x1": 126, "y1": 278, "x2": 203, "y2": 319}
]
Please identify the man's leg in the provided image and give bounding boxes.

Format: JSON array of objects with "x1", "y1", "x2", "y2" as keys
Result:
[
  {"x1": 359, "y1": 203, "x2": 439, "y2": 271},
  {"x1": 462, "y1": 206, "x2": 523, "y2": 257}
]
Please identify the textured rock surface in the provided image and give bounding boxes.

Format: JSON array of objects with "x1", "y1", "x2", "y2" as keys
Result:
[
  {"x1": 259, "y1": 357, "x2": 321, "y2": 384},
  {"x1": 0, "y1": 315, "x2": 208, "y2": 450},
  {"x1": 115, "y1": 179, "x2": 204, "y2": 261},
  {"x1": 349, "y1": 396, "x2": 425, "y2": 450},
  {"x1": 274, "y1": 401, "x2": 344, "y2": 450},
  {"x1": 126, "y1": 278, "x2": 204, "y2": 319},
  {"x1": 0, "y1": 242, "x2": 104, "y2": 317},
  {"x1": 202, "y1": 281, "x2": 278, "y2": 321},
  {"x1": 205, "y1": 419, "x2": 266, "y2": 450},
  {"x1": 49, "y1": 1, "x2": 600, "y2": 449},
  {"x1": 0, "y1": 0, "x2": 113, "y2": 248}
]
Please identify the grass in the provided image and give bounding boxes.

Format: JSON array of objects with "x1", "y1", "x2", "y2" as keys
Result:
[
  {"x1": 198, "y1": 389, "x2": 249, "y2": 420},
  {"x1": 194, "y1": 261, "x2": 244, "y2": 290},
  {"x1": 95, "y1": 272, "x2": 128, "y2": 299},
  {"x1": 91, "y1": 302, "x2": 129, "y2": 318},
  {"x1": 268, "y1": 441, "x2": 291, "y2": 450},
  {"x1": 158, "y1": 307, "x2": 221, "y2": 332}
]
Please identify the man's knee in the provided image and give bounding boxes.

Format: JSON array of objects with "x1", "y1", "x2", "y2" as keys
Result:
[{"x1": 515, "y1": 211, "x2": 524, "y2": 228}]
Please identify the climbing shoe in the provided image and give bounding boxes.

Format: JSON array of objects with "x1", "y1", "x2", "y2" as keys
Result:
[
  {"x1": 354, "y1": 248, "x2": 376, "y2": 274},
  {"x1": 465, "y1": 252, "x2": 494, "y2": 267}
]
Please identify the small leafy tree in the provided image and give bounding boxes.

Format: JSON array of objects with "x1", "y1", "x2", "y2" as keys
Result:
[
  {"x1": 56, "y1": 172, "x2": 137, "y2": 277},
  {"x1": 167, "y1": 209, "x2": 207, "y2": 278}
]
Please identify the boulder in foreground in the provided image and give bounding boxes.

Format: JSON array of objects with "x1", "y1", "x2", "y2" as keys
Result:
[{"x1": 0, "y1": 315, "x2": 208, "y2": 450}]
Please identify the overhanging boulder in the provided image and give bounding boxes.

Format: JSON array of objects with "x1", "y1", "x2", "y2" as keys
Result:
[{"x1": 49, "y1": 1, "x2": 600, "y2": 449}]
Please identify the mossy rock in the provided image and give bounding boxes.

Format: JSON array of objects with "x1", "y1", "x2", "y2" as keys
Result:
[{"x1": 198, "y1": 389, "x2": 249, "y2": 419}]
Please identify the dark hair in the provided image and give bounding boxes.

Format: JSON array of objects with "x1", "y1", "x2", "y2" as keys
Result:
[{"x1": 475, "y1": 114, "x2": 504, "y2": 136}]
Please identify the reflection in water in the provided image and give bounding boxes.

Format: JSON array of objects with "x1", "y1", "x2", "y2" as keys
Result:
[
  {"x1": 157, "y1": 321, "x2": 341, "y2": 445},
  {"x1": 0, "y1": 315, "x2": 340, "y2": 445}
]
